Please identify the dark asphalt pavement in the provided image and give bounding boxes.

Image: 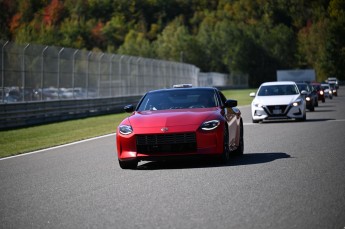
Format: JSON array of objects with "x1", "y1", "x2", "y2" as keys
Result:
[{"x1": 1, "y1": 92, "x2": 345, "y2": 229}]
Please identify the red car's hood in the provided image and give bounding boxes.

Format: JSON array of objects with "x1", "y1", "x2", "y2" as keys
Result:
[{"x1": 127, "y1": 108, "x2": 219, "y2": 132}]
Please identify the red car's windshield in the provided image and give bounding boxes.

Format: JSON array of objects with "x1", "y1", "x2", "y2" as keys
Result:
[{"x1": 137, "y1": 89, "x2": 219, "y2": 111}]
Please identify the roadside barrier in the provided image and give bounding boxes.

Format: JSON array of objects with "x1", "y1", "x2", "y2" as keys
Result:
[{"x1": 0, "y1": 96, "x2": 141, "y2": 130}]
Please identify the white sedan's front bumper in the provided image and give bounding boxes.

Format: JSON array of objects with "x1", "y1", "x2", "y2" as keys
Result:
[{"x1": 252, "y1": 104, "x2": 305, "y2": 121}]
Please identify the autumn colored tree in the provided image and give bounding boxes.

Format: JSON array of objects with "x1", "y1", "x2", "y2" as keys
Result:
[{"x1": 1, "y1": 0, "x2": 344, "y2": 85}]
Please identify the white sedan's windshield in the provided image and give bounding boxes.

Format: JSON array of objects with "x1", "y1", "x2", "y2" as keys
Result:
[{"x1": 258, "y1": 85, "x2": 299, "y2": 96}]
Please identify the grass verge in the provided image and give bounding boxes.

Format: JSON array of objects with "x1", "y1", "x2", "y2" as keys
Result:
[{"x1": 0, "y1": 89, "x2": 255, "y2": 158}]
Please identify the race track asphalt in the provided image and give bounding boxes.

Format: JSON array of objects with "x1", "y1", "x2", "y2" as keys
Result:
[{"x1": 1, "y1": 92, "x2": 345, "y2": 229}]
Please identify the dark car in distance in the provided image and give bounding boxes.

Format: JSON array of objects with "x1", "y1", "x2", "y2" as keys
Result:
[
  {"x1": 296, "y1": 82, "x2": 318, "y2": 111},
  {"x1": 310, "y1": 82, "x2": 325, "y2": 103}
]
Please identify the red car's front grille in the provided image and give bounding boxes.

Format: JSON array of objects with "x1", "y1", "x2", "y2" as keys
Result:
[{"x1": 136, "y1": 133, "x2": 197, "y2": 154}]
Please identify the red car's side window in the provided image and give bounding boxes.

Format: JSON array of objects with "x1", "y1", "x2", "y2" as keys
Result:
[{"x1": 218, "y1": 91, "x2": 227, "y2": 106}]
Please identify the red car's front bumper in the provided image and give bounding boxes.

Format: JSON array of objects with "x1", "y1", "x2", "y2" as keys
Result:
[{"x1": 116, "y1": 125, "x2": 224, "y2": 162}]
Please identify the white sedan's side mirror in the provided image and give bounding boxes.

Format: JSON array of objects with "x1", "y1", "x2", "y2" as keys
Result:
[{"x1": 249, "y1": 92, "x2": 256, "y2": 97}]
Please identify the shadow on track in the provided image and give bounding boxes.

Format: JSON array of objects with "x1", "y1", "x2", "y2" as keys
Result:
[
  {"x1": 231, "y1": 152, "x2": 291, "y2": 166},
  {"x1": 313, "y1": 110, "x2": 336, "y2": 113},
  {"x1": 257, "y1": 118, "x2": 335, "y2": 124},
  {"x1": 136, "y1": 152, "x2": 291, "y2": 170},
  {"x1": 305, "y1": 118, "x2": 335, "y2": 122}
]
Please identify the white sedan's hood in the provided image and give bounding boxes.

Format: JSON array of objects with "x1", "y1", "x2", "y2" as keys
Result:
[{"x1": 254, "y1": 94, "x2": 301, "y2": 106}]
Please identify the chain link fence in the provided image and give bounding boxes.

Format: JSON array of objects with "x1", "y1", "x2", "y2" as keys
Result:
[
  {"x1": 0, "y1": 41, "x2": 248, "y2": 129},
  {"x1": 1, "y1": 40, "x2": 201, "y2": 104},
  {"x1": 1, "y1": 40, "x2": 249, "y2": 105}
]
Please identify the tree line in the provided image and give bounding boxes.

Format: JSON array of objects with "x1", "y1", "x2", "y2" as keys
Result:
[{"x1": 1, "y1": 0, "x2": 344, "y2": 87}]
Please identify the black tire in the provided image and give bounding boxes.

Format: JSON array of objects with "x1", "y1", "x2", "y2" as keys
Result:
[
  {"x1": 322, "y1": 98, "x2": 325, "y2": 103},
  {"x1": 233, "y1": 122, "x2": 244, "y2": 156},
  {"x1": 220, "y1": 126, "x2": 230, "y2": 164},
  {"x1": 118, "y1": 159, "x2": 138, "y2": 169},
  {"x1": 297, "y1": 113, "x2": 306, "y2": 122},
  {"x1": 252, "y1": 119, "x2": 259, "y2": 123},
  {"x1": 309, "y1": 103, "x2": 315, "y2": 111},
  {"x1": 315, "y1": 99, "x2": 318, "y2": 107}
]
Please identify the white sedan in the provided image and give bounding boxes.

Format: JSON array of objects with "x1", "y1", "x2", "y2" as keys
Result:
[{"x1": 250, "y1": 81, "x2": 307, "y2": 123}]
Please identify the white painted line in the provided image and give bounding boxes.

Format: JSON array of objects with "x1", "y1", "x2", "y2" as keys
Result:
[
  {"x1": 0, "y1": 133, "x2": 116, "y2": 161},
  {"x1": 326, "y1": 119, "x2": 345, "y2": 122},
  {"x1": 243, "y1": 123, "x2": 256, "y2": 125}
]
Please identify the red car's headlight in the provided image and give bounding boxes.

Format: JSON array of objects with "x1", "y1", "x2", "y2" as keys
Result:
[
  {"x1": 200, "y1": 120, "x2": 220, "y2": 131},
  {"x1": 119, "y1": 125, "x2": 133, "y2": 135}
]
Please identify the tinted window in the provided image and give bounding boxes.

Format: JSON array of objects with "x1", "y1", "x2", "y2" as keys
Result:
[
  {"x1": 296, "y1": 84, "x2": 311, "y2": 92},
  {"x1": 258, "y1": 85, "x2": 299, "y2": 96},
  {"x1": 137, "y1": 89, "x2": 218, "y2": 111}
]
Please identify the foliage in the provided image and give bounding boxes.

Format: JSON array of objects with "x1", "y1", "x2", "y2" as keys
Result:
[{"x1": 2, "y1": 0, "x2": 344, "y2": 86}]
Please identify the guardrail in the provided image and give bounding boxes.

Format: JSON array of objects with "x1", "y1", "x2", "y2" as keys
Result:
[{"x1": 0, "y1": 96, "x2": 141, "y2": 130}]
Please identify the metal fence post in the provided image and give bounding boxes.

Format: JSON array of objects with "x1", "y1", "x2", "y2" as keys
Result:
[
  {"x1": 40, "y1": 46, "x2": 49, "y2": 100},
  {"x1": 110, "y1": 54, "x2": 115, "y2": 97},
  {"x1": 22, "y1": 43, "x2": 30, "y2": 101},
  {"x1": 1, "y1": 41, "x2": 9, "y2": 103},
  {"x1": 128, "y1": 56, "x2": 134, "y2": 95},
  {"x1": 86, "y1": 51, "x2": 92, "y2": 98},
  {"x1": 119, "y1": 55, "x2": 125, "y2": 96},
  {"x1": 57, "y1": 47, "x2": 64, "y2": 99},
  {"x1": 72, "y1": 50, "x2": 79, "y2": 98},
  {"x1": 98, "y1": 53, "x2": 104, "y2": 97},
  {"x1": 136, "y1": 57, "x2": 141, "y2": 95}
]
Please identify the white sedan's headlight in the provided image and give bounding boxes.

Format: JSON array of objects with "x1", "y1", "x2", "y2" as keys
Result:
[
  {"x1": 254, "y1": 103, "x2": 263, "y2": 108},
  {"x1": 201, "y1": 120, "x2": 220, "y2": 131},
  {"x1": 119, "y1": 125, "x2": 133, "y2": 135},
  {"x1": 306, "y1": 97, "x2": 311, "y2": 101},
  {"x1": 292, "y1": 99, "x2": 302, "y2": 107}
]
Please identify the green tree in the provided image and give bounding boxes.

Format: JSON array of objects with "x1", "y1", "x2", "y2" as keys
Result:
[
  {"x1": 103, "y1": 15, "x2": 130, "y2": 52},
  {"x1": 153, "y1": 17, "x2": 192, "y2": 62},
  {"x1": 327, "y1": 0, "x2": 345, "y2": 80},
  {"x1": 118, "y1": 30, "x2": 153, "y2": 57},
  {"x1": 59, "y1": 16, "x2": 87, "y2": 49}
]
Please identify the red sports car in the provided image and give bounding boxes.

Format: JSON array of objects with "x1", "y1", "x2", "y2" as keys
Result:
[{"x1": 116, "y1": 87, "x2": 244, "y2": 169}]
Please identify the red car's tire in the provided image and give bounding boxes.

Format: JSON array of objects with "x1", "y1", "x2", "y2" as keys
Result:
[
  {"x1": 119, "y1": 159, "x2": 138, "y2": 169},
  {"x1": 220, "y1": 127, "x2": 230, "y2": 164},
  {"x1": 233, "y1": 122, "x2": 244, "y2": 156}
]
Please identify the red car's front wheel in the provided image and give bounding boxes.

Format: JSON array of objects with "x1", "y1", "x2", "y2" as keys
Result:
[{"x1": 220, "y1": 127, "x2": 230, "y2": 164}]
